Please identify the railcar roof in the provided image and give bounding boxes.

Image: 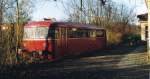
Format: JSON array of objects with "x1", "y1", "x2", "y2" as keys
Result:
[
  {"x1": 25, "y1": 21, "x2": 52, "y2": 27},
  {"x1": 52, "y1": 22, "x2": 105, "y2": 30},
  {"x1": 25, "y1": 21, "x2": 105, "y2": 30}
]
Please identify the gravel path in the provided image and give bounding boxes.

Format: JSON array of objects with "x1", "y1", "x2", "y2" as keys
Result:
[{"x1": 0, "y1": 45, "x2": 149, "y2": 79}]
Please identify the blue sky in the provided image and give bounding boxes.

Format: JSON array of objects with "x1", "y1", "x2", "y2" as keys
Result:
[
  {"x1": 32, "y1": 0, "x2": 67, "y2": 21},
  {"x1": 32, "y1": 0, "x2": 147, "y2": 21},
  {"x1": 113, "y1": 0, "x2": 147, "y2": 14}
]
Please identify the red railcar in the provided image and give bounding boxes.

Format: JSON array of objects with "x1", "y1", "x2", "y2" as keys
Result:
[{"x1": 19, "y1": 21, "x2": 106, "y2": 62}]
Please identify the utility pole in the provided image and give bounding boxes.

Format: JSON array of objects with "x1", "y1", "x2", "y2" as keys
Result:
[
  {"x1": 148, "y1": 0, "x2": 150, "y2": 62},
  {"x1": 80, "y1": 0, "x2": 82, "y2": 23},
  {"x1": 145, "y1": 0, "x2": 150, "y2": 62},
  {"x1": 16, "y1": 0, "x2": 20, "y2": 62}
]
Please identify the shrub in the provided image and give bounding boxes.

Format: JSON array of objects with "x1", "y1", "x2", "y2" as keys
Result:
[{"x1": 122, "y1": 34, "x2": 141, "y2": 46}]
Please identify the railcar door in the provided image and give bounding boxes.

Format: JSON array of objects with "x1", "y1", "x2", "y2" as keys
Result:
[{"x1": 59, "y1": 27, "x2": 68, "y2": 56}]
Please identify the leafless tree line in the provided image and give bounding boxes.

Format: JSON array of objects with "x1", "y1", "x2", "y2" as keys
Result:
[
  {"x1": 61, "y1": 0, "x2": 140, "y2": 45},
  {"x1": 0, "y1": 0, "x2": 33, "y2": 66}
]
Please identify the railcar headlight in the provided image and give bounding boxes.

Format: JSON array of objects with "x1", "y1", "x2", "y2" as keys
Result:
[
  {"x1": 23, "y1": 43, "x2": 26, "y2": 47},
  {"x1": 43, "y1": 43, "x2": 46, "y2": 47},
  {"x1": 39, "y1": 51, "x2": 42, "y2": 55},
  {"x1": 18, "y1": 49, "x2": 22, "y2": 55}
]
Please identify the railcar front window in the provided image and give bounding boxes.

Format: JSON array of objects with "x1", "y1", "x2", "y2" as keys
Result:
[
  {"x1": 90, "y1": 30, "x2": 96, "y2": 38},
  {"x1": 96, "y1": 30, "x2": 104, "y2": 37},
  {"x1": 24, "y1": 27, "x2": 48, "y2": 39},
  {"x1": 48, "y1": 29, "x2": 58, "y2": 39},
  {"x1": 68, "y1": 28, "x2": 90, "y2": 38}
]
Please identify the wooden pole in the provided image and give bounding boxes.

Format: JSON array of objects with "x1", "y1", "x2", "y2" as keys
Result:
[
  {"x1": 80, "y1": 0, "x2": 82, "y2": 23},
  {"x1": 145, "y1": 0, "x2": 150, "y2": 62},
  {"x1": 16, "y1": 0, "x2": 19, "y2": 62}
]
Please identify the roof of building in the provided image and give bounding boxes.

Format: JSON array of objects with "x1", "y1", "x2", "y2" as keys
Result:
[{"x1": 137, "y1": 13, "x2": 148, "y2": 21}]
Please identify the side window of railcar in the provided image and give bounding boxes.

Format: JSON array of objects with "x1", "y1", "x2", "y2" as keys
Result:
[
  {"x1": 84, "y1": 30, "x2": 89, "y2": 37},
  {"x1": 55, "y1": 29, "x2": 59, "y2": 39},
  {"x1": 48, "y1": 29, "x2": 58, "y2": 39},
  {"x1": 89, "y1": 30, "x2": 96, "y2": 38},
  {"x1": 68, "y1": 28, "x2": 89, "y2": 38},
  {"x1": 68, "y1": 28, "x2": 77, "y2": 38},
  {"x1": 96, "y1": 30, "x2": 104, "y2": 37},
  {"x1": 76, "y1": 29, "x2": 82, "y2": 37},
  {"x1": 76, "y1": 29, "x2": 86, "y2": 38}
]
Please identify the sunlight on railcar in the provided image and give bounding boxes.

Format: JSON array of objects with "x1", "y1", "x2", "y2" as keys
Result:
[{"x1": 72, "y1": 28, "x2": 77, "y2": 31}]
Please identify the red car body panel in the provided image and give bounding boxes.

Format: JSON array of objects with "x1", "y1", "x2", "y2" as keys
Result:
[
  {"x1": 22, "y1": 21, "x2": 107, "y2": 60},
  {"x1": 23, "y1": 39, "x2": 52, "y2": 53},
  {"x1": 25, "y1": 21, "x2": 52, "y2": 28}
]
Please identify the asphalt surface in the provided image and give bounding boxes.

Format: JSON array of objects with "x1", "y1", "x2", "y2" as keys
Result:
[{"x1": 0, "y1": 45, "x2": 149, "y2": 79}]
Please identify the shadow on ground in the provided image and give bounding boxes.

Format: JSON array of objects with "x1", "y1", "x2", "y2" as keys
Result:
[{"x1": 0, "y1": 45, "x2": 149, "y2": 79}]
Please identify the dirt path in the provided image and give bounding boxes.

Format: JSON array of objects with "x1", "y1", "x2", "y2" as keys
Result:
[{"x1": 0, "y1": 45, "x2": 149, "y2": 79}]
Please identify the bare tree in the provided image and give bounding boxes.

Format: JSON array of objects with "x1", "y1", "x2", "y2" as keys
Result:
[
  {"x1": 0, "y1": 0, "x2": 34, "y2": 65},
  {"x1": 62, "y1": 0, "x2": 138, "y2": 45}
]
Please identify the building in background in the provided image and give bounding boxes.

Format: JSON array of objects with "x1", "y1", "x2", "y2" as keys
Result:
[{"x1": 137, "y1": 13, "x2": 148, "y2": 41}]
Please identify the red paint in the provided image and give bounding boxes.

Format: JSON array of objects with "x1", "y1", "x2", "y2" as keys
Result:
[
  {"x1": 25, "y1": 21, "x2": 52, "y2": 28},
  {"x1": 21, "y1": 21, "x2": 106, "y2": 61},
  {"x1": 23, "y1": 40, "x2": 52, "y2": 52},
  {"x1": 54, "y1": 37, "x2": 106, "y2": 57}
]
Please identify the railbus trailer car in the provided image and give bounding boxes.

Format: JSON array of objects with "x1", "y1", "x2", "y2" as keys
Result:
[{"x1": 18, "y1": 21, "x2": 106, "y2": 63}]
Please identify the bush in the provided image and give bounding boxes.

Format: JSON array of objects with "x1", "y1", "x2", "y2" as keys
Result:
[
  {"x1": 107, "y1": 31, "x2": 123, "y2": 45},
  {"x1": 122, "y1": 34, "x2": 141, "y2": 46}
]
